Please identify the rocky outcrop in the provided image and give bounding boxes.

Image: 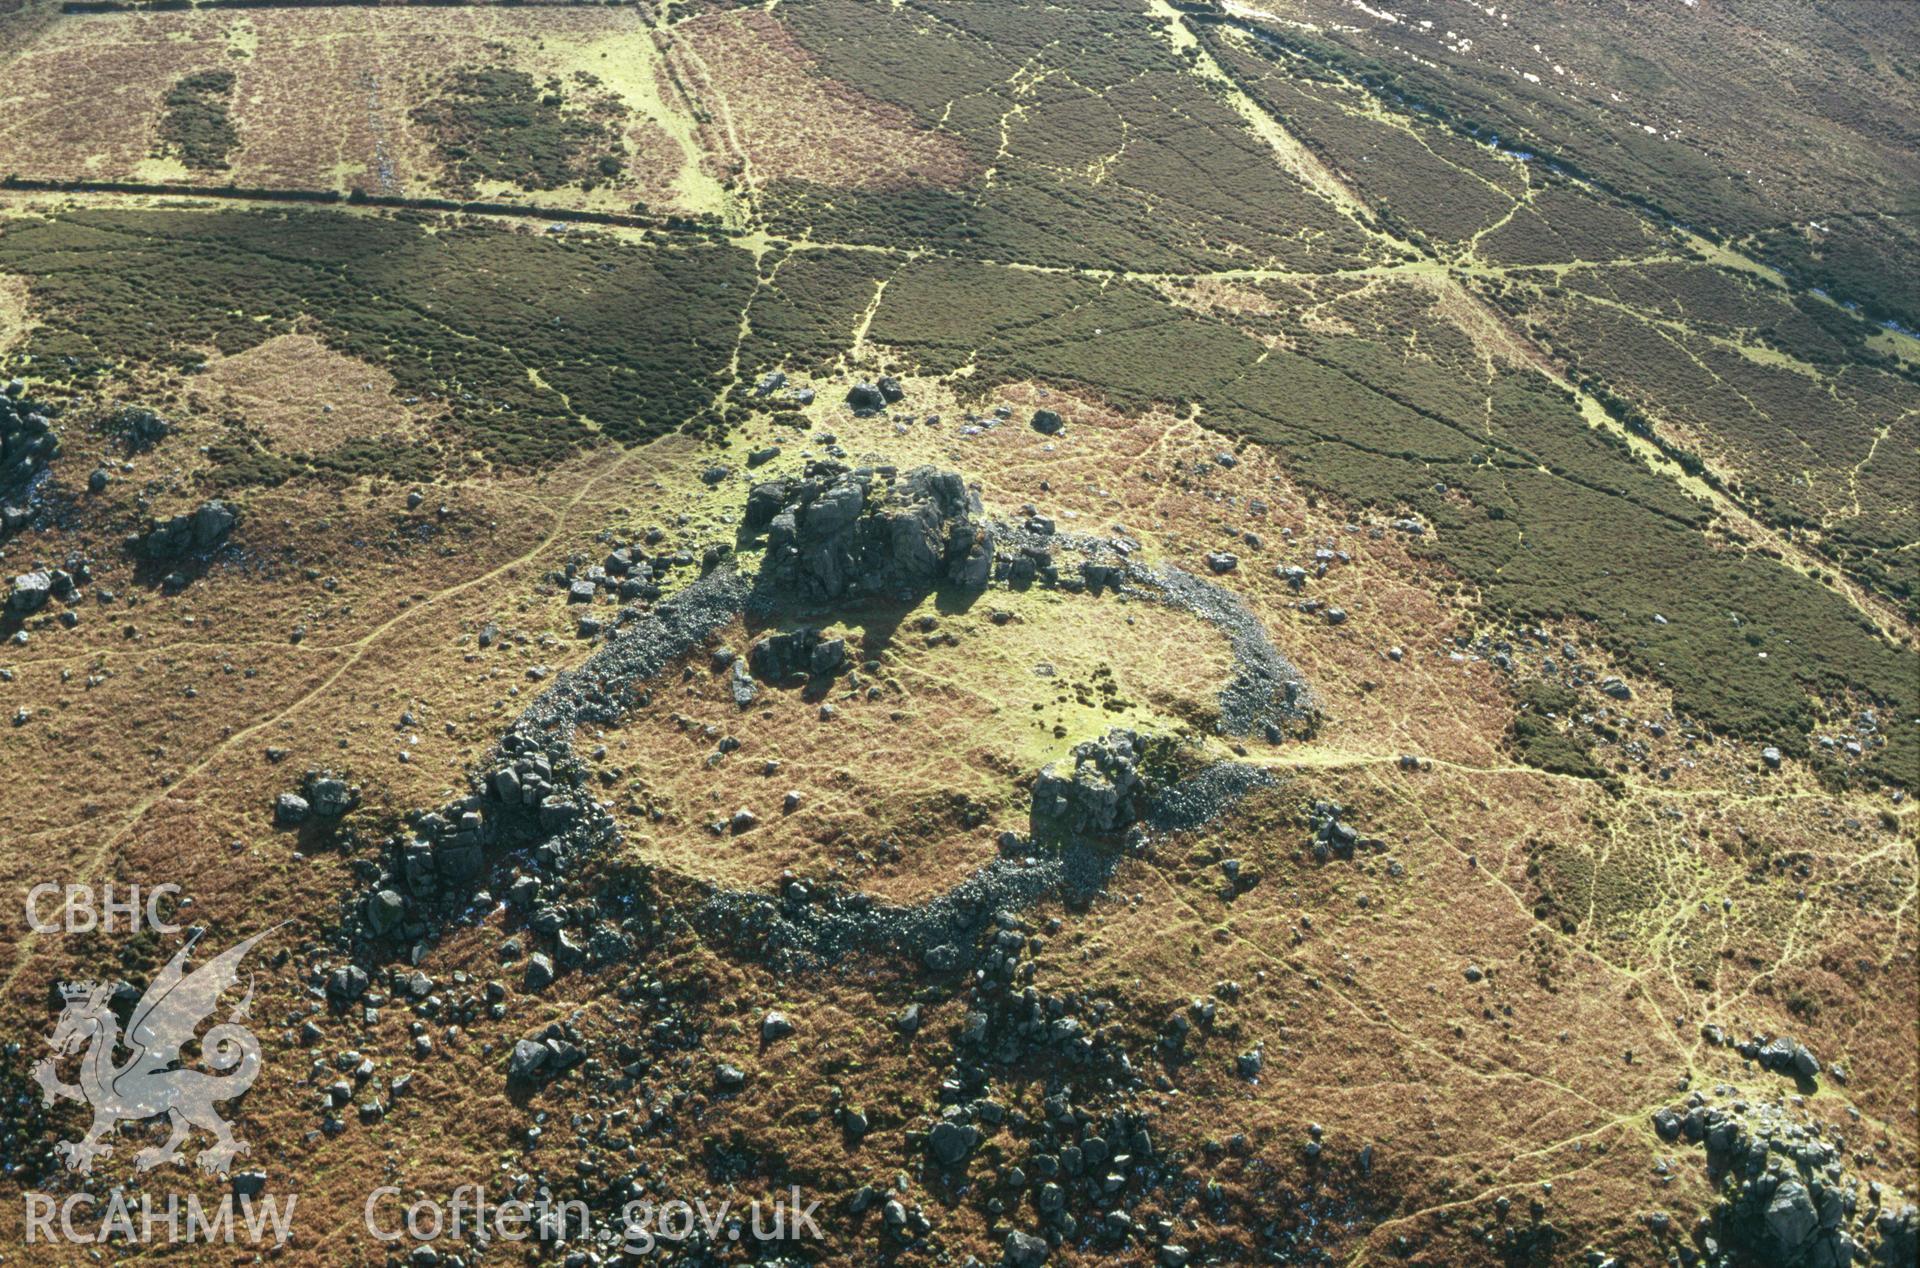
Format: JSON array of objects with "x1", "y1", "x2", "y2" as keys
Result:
[
  {"x1": 746, "y1": 462, "x2": 992, "y2": 604},
  {"x1": 747, "y1": 627, "x2": 847, "y2": 681},
  {"x1": 1741, "y1": 1033, "x2": 1823, "y2": 1082},
  {"x1": 1306, "y1": 798, "x2": 1383, "y2": 862},
  {"x1": 1031, "y1": 729, "x2": 1156, "y2": 837},
  {"x1": 1652, "y1": 1088, "x2": 1915, "y2": 1267},
  {"x1": 132, "y1": 499, "x2": 236, "y2": 559},
  {"x1": 0, "y1": 380, "x2": 56, "y2": 488}
]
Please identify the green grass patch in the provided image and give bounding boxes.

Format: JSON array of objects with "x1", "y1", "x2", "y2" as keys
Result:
[{"x1": 1507, "y1": 680, "x2": 1608, "y2": 782}]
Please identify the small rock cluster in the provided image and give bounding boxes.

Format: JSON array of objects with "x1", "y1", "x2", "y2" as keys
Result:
[
  {"x1": 488, "y1": 742, "x2": 586, "y2": 837},
  {"x1": 1305, "y1": 799, "x2": 1383, "y2": 863},
  {"x1": 274, "y1": 770, "x2": 362, "y2": 827},
  {"x1": 1735, "y1": 1033, "x2": 1823, "y2": 1083},
  {"x1": 6, "y1": 557, "x2": 89, "y2": 621},
  {"x1": 554, "y1": 532, "x2": 674, "y2": 616},
  {"x1": 750, "y1": 369, "x2": 813, "y2": 407},
  {"x1": 291, "y1": 962, "x2": 499, "y2": 1132},
  {"x1": 130, "y1": 499, "x2": 236, "y2": 560},
  {"x1": 507, "y1": 1024, "x2": 585, "y2": 1087},
  {"x1": 109, "y1": 405, "x2": 170, "y2": 453},
  {"x1": 845, "y1": 376, "x2": 906, "y2": 415},
  {"x1": 746, "y1": 462, "x2": 993, "y2": 604},
  {"x1": 360, "y1": 790, "x2": 508, "y2": 947}
]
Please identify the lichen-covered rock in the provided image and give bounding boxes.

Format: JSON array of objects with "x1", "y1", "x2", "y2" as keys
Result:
[{"x1": 7, "y1": 570, "x2": 51, "y2": 614}]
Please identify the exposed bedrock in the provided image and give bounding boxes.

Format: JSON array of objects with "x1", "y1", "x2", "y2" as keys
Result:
[
  {"x1": 744, "y1": 461, "x2": 993, "y2": 605},
  {"x1": 1031, "y1": 728, "x2": 1157, "y2": 838},
  {"x1": 1650, "y1": 1088, "x2": 1916, "y2": 1267}
]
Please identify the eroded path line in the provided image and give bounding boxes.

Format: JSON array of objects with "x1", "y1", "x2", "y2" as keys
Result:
[
  {"x1": 0, "y1": 443, "x2": 655, "y2": 997},
  {"x1": 1148, "y1": 5, "x2": 1915, "y2": 646}
]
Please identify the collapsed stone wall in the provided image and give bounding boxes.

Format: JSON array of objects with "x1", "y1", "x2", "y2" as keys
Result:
[{"x1": 329, "y1": 461, "x2": 1311, "y2": 985}]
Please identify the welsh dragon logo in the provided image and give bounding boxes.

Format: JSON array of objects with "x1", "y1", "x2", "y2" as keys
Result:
[{"x1": 32, "y1": 927, "x2": 275, "y2": 1176}]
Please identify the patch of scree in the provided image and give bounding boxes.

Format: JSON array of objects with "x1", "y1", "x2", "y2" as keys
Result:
[
  {"x1": 1133, "y1": 561, "x2": 1313, "y2": 736},
  {"x1": 981, "y1": 518, "x2": 1313, "y2": 739},
  {"x1": 694, "y1": 759, "x2": 1281, "y2": 970},
  {"x1": 1145, "y1": 761, "x2": 1278, "y2": 833}
]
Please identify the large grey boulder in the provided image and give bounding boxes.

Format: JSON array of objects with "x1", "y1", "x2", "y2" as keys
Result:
[
  {"x1": 7, "y1": 571, "x2": 50, "y2": 614},
  {"x1": 929, "y1": 1119, "x2": 978, "y2": 1166},
  {"x1": 303, "y1": 771, "x2": 359, "y2": 818},
  {"x1": 1765, "y1": 1180, "x2": 1818, "y2": 1255},
  {"x1": 508, "y1": 1038, "x2": 549, "y2": 1083},
  {"x1": 326, "y1": 964, "x2": 369, "y2": 1005},
  {"x1": 845, "y1": 381, "x2": 887, "y2": 414},
  {"x1": 365, "y1": 889, "x2": 406, "y2": 936},
  {"x1": 1004, "y1": 1230, "x2": 1049, "y2": 1267}
]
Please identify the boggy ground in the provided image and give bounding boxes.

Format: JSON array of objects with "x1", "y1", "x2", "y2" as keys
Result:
[{"x1": 0, "y1": 356, "x2": 1908, "y2": 1264}]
